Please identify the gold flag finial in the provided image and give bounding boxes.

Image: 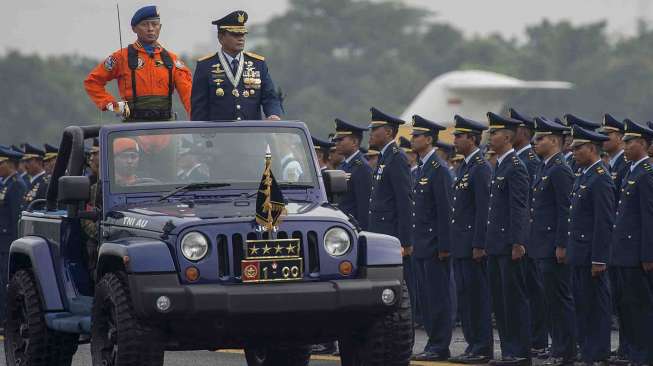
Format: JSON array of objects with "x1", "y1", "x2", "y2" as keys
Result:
[{"x1": 255, "y1": 145, "x2": 287, "y2": 232}]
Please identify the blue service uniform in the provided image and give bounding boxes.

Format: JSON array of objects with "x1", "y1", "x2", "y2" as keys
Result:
[
  {"x1": 609, "y1": 151, "x2": 628, "y2": 201},
  {"x1": 450, "y1": 149, "x2": 494, "y2": 357},
  {"x1": 518, "y1": 145, "x2": 547, "y2": 351},
  {"x1": 486, "y1": 150, "x2": 532, "y2": 359},
  {"x1": 22, "y1": 172, "x2": 48, "y2": 209},
  {"x1": 190, "y1": 51, "x2": 282, "y2": 121},
  {"x1": 611, "y1": 158, "x2": 653, "y2": 364},
  {"x1": 568, "y1": 161, "x2": 614, "y2": 363},
  {"x1": 0, "y1": 173, "x2": 28, "y2": 321},
  {"x1": 529, "y1": 152, "x2": 576, "y2": 360},
  {"x1": 337, "y1": 151, "x2": 372, "y2": 230},
  {"x1": 411, "y1": 150, "x2": 454, "y2": 356}
]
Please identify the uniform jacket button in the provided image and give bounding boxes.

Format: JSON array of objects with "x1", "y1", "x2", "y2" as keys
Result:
[
  {"x1": 628, "y1": 235, "x2": 632, "y2": 239},
  {"x1": 412, "y1": 224, "x2": 416, "y2": 228},
  {"x1": 487, "y1": 220, "x2": 491, "y2": 224},
  {"x1": 236, "y1": 105, "x2": 241, "y2": 110},
  {"x1": 567, "y1": 231, "x2": 571, "y2": 236},
  {"x1": 581, "y1": 234, "x2": 585, "y2": 238},
  {"x1": 236, "y1": 117, "x2": 242, "y2": 120},
  {"x1": 468, "y1": 225, "x2": 472, "y2": 229},
  {"x1": 428, "y1": 228, "x2": 432, "y2": 232},
  {"x1": 451, "y1": 219, "x2": 455, "y2": 223}
]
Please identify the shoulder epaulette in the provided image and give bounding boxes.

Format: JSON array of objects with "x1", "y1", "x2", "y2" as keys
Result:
[
  {"x1": 392, "y1": 146, "x2": 399, "y2": 154},
  {"x1": 643, "y1": 162, "x2": 653, "y2": 173},
  {"x1": 528, "y1": 151, "x2": 537, "y2": 160},
  {"x1": 354, "y1": 159, "x2": 363, "y2": 166},
  {"x1": 244, "y1": 51, "x2": 265, "y2": 61},
  {"x1": 197, "y1": 52, "x2": 216, "y2": 62},
  {"x1": 431, "y1": 160, "x2": 440, "y2": 169},
  {"x1": 512, "y1": 155, "x2": 521, "y2": 165}
]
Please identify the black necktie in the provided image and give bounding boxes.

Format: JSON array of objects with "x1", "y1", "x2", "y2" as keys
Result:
[
  {"x1": 416, "y1": 159, "x2": 424, "y2": 177},
  {"x1": 231, "y1": 58, "x2": 239, "y2": 75}
]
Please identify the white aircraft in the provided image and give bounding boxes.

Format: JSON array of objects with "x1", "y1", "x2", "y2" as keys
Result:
[{"x1": 399, "y1": 70, "x2": 573, "y2": 128}]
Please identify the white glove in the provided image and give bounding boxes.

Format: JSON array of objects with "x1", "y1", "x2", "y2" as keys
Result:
[{"x1": 106, "y1": 101, "x2": 130, "y2": 118}]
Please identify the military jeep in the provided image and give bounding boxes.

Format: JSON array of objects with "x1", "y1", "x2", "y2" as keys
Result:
[{"x1": 4, "y1": 121, "x2": 413, "y2": 366}]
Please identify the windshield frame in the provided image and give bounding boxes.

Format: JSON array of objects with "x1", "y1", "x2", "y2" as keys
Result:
[{"x1": 101, "y1": 121, "x2": 321, "y2": 196}]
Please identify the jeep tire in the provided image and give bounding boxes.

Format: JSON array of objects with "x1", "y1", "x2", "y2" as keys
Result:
[
  {"x1": 91, "y1": 271, "x2": 164, "y2": 366},
  {"x1": 244, "y1": 345, "x2": 311, "y2": 366},
  {"x1": 4, "y1": 269, "x2": 79, "y2": 366},
  {"x1": 340, "y1": 283, "x2": 414, "y2": 366}
]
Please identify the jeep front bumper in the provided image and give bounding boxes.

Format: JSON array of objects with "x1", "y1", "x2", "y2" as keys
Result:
[{"x1": 127, "y1": 266, "x2": 403, "y2": 319}]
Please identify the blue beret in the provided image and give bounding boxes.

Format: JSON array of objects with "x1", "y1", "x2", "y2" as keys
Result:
[{"x1": 131, "y1": 6, "x2": 160, "y2": 27}]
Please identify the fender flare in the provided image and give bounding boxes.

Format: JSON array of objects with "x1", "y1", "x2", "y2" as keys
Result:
[
  {"x1": 97, "y1": 238, "x2": 177, "y2": 278},
  {"x1": 9, "y1": 236, "x2": 64, "y2": 311},
  {"x1": 357, "y1": 231, "x2": 402, "y2": 266}
]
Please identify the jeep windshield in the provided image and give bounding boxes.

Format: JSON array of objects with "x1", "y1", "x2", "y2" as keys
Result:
[{"x1": 107, "y1": 126, "x2": 317, "y2": 194}]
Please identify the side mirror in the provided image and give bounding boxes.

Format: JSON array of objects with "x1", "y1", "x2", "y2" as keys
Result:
[
  {"x1": 58, "y1": 176, "x2": 90, "y2": 204},
  {"x1": 323, "y1": 170, "x2": 348, "y2": 197}
]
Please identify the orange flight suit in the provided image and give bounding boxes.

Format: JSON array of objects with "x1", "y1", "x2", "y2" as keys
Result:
[{"x1": 84, "y1": 41, "x2": 192, "y2": 117}]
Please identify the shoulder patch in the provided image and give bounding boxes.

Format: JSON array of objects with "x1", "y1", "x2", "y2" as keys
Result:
[
  {"x1": 244, "y1": 51, "x2": 265, "y2": 61},
  {"x1": 103, "y1": 55, "x2": 117, "y2": 71},
  {"x1": 197, "y1": 52, "x2": 217, "y2": 62}
]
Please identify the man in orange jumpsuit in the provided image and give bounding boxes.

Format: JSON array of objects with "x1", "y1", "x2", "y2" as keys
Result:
[{"x1": 84, "y1": 5, "x2": 192, "y2": 122}]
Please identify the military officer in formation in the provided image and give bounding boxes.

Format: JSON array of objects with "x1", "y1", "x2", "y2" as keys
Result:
[
  {"x1": 20, "y1": 143, "x2": 49, "y2": 209},
  {"x1": 332, "y1": 118, "x2": 373, "y2": 230},
  {"x1": 311, "y1": 136, "x2": 333, "y2": 173},
  {"x1": 191, "y1": 11, "x2": 282, "y2": 122},
  {"x1": 0, "y1": 146, "x2": 28, "y2": 329},
  {"x1": 409, "y1": 115, "x2": 454, "y2": 361},
  {"x1": 43, "y1": 143, "x2": 58, "y2": 176},
  {"x1": 610, "y1": 119, "x2": 653, "y2": 365},
  {"x1": 530, "y1": 117, "x2": 576, "y2": 365}
]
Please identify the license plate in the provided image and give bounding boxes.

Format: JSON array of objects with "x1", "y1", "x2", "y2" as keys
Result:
[{"x1": 241, "y1": 258, "x2": 304, "y2": 283}]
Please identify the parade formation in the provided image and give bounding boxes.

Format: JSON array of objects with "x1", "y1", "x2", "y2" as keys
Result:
[{"x1": 2, "y1": 4, "x2": 653, "y2": 366}]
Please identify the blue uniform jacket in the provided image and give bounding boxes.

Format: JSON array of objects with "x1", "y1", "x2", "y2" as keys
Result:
[
  {"x1": 567, "y1": 162, "x2": 615, "y2": 265},
  {"x1": 518, "y1": 146, "x2": 541, "y2": 186},
  {"x1": 611, "y1": 160, "x2": 653, "y2": 266},
  {"x1": 337, "y1": 151, "x2": 373, "y2": 230},
  {"x1": 486, "y1": 151, "x2": 530, "y2": 255},
  {"x1": 369, "y1": 142, "x2": 412, "y2": 247},
  {"x1": 0, "y1": 173, "x2": 27, "y2": 252},
  {"x1": 450, "y1": 150, "x2": 491, "y2": 258},
  {"x1": 22, "y1": 173, "x2": 48, "y2": 209},
  {"x1": 190, "y1": 51, "x2": 282, "y2": 121},
  {"x1": 411, "y1": 151, "x2": 453, "y2": 258},
  {"x1": 609, "y1": 152, "x2": 629, "y2": 203},
  {"x1": 529, "y1": 152, "x2": 574, "y2": 258}
]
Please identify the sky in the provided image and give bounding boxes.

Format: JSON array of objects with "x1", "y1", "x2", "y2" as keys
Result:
[{"x1": 0, "y1": 0, "x2": 648, "y2": 59}]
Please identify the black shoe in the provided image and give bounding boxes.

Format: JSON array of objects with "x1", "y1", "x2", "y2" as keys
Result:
[
  {"x1": 311, "y1": 343, "x2": 336, "y2": 354},
  {"x1": 575, "y1": 361, "x2": 609, "y2": 366},
  {"x1": 489, "y1": 356, "x2": 531, "y2": 366},
  {"x1": 450, "y1": 353, "x2": 492, "y2": 364},
  {"x1": 608, "y1": 355, "x2": 631, "y2": 366},
  {"x1": 542, "y1": 357, "x2": 575, "y2": 366},
  {"x1": 412, "y1": 351, "x2": 451, "y2": 361},
  {"x1": 531, "y1": 348, "x2": 548, "y2": 358}
]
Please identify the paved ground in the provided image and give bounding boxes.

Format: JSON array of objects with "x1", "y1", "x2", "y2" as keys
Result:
[{"x1": 1, "y1": 327, "x2": 620, "y2": 365}]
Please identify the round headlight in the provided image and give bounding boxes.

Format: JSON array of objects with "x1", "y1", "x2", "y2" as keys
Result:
[
  {"x1": 323, "y1": 227, "x2": 351, "y2": 257},
  {"x1": 181, "y1": 232, "x2": 209, "y2": 261}
]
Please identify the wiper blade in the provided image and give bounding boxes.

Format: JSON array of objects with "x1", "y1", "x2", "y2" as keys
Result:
[
  {"x1": 277, "y1": 183, "x2": 314, "y2": 189},
  {"x1": 158, "y1": 182, "x2": 231, "y2": 201}
]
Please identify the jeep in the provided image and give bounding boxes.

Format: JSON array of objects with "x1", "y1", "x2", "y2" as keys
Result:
[{"x1": 4, "y1": 121, "x2": 413, "y2": 366}]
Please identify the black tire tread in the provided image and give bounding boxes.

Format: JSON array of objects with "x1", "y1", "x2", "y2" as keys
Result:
[{"x1": 4, "y1": 269, "x2": 78, "y2": 366}]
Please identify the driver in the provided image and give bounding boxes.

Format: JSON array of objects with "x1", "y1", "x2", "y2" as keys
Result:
[{"x1": 114, "y1": 138, "x2": 141, "y2": 185}]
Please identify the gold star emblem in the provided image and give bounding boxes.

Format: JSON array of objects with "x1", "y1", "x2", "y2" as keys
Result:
[
  {"x1": 286, "y1": 244, "x2": 296, "y2": 254},
  {"x1": 274, "y1": 244, "x2": 283, "y2": 254},
  {"x1": 262, "y1": 244, "x2": 271, "y2": 255},
  {"x1": 249, "y1": 245, "x2": 259, "y2": 256}
]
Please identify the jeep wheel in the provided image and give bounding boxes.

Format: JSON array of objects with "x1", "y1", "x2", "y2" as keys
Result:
[
  {"x1": 340, "y1": 283, "x2": 414, "y2": 366},
  {"x1": 4, "y1": 269, "x2": 78, "y2": 366},
  {"x1": 244, "y1": 345, "x2": 311, "y2": 366},
  {"x1": 91, "y1": 272, "x2": 164, "y2": 366}
]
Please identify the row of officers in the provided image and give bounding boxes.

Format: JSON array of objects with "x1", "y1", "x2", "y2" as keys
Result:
[{"x1": 315, "y1": 107, "x2": 653, "y2": 366}]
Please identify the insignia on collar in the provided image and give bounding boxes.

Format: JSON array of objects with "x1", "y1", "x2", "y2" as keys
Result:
[
  {"x1": 628, "y1": 180, "x2": 636, "y2": 185},
  {"x1": 596, "y1": 167, "x2": 605, "y2": 174}
]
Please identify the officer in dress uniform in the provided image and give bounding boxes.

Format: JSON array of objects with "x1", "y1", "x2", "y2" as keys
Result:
[
  {"x1": 602, "y1": 114, "x2": 628, "y2": 200},
  {"x1": 85, "y1": 6, "x2": 192, "y2": 121},
  {"x1": 563, "y1": 114, "x2": 601, "y2": 174},
  {"x1": 508, "y1": 108, "x2": 547, "y2": 356},
  {"x1": 312, "y1": 136, "x2": 333, "y2": 173},
  {"x1": 0, "y1": 147, "x2": 28, "y2": 327},
  {"x1": 20, "y1": 144, "x2": 48, "y2": 209},
  {"x1": 367, "y1": 107, "x2": 414, "y2": 310},
  {"x1": 11, "y1": 145, "x2": 29, "y2": 185},
  {"x1": 333, "y1": 118, "x2": 372, "y2": 230},
  {"x1": 485, "y1": 112, "x2": 532, "y2": 366},
  {"x1": 567, "y1": 125, "x2": 614, "y2": 365},
  {"x1": 398, "y1": 136, "x2": 418, "y2": 185},
  {"x1": 364, "y1": 147, "x2": 380, "y2": 170},
  {"x1": 191, "y1": 11, "x2": 281, "y2": 122},
  {"x1": 43, "y1": 143, "x2": 58, "y2": 176},
  {"x1": 409, "y1": 115, "x2": 454, "y2": 361},
  {"x1": 530, "y1": 117, "x2": 576, "y2": 365},
  {"x1": 610, "y1": 119, "x2": 653, "y2": 365},
  {"x1": 449, "y1": 115, "x2": 494, "y2": 364}
]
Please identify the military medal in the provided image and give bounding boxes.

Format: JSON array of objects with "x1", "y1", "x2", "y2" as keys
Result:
[
  {"x1": 218, "y1": 51, "x2": 245, "y2": 95},
  {"x1": 215, "y1": 88, "x2": 224, "y2": 96},
  {"x1": 232, "y1": 89, "x2": 240, "y2": 97},
  {"x1": 243, "y1": 90, "x2": 250, "y2": 98},
  {"x1": 249, "y1": 89, "x2": 255, "y2": 96}
]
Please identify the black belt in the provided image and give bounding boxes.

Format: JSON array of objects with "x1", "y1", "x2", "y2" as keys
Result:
[{"x1": 127, "y1": 109, "x2": 172, "y2": 121}]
